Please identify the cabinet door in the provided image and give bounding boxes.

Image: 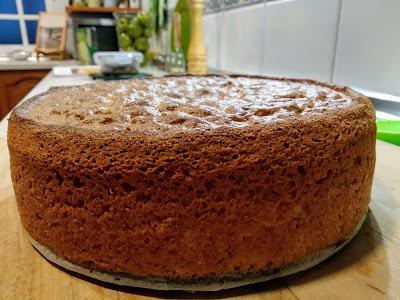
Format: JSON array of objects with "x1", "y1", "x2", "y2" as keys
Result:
[{"x1": 0, "y1": 70, "x2": 48, "y2": 119}]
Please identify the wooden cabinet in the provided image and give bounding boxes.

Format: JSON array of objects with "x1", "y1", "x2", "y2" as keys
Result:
[{"x1": 0, "y1": 70, "x2": 49, "y2": 119}]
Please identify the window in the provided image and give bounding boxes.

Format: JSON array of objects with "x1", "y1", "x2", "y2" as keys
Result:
[{"x1": 0, "y1": 0, "x2": 46, "y2": 45}]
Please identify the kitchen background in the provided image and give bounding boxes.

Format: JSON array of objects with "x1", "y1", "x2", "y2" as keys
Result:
[
  {"x1": 0, "y1": 0, "x2": 400, "y2": 95},
  {"x1": 0, "y1": 0, "x2": 66, "y2": 48},
  {"x1": 203, "y1": 0, "x2": 400, "y2": 97}
]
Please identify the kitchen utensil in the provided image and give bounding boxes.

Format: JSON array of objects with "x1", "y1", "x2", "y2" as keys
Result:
[{"x1": 376, "y1": 120, "x2": 400, "y2": 146}]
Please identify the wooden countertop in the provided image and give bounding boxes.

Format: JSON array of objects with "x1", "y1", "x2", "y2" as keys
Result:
[{"x1": 0, "y1": 74, "x2": 399, "y2": 299}]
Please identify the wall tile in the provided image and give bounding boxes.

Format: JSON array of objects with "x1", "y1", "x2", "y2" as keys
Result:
[
  {"x1": 203, "y1": 13, "x2": 220, "y2": 70},
  {"x1": 333, "y1": 0, "x2": 400, "y2": 96},
  {"x1": 205, "y1": 0, "x2": 264, "y2": 14},
  {"x1": 219, "y1": 3, "x2": 266, "y2": 74},
  {"x1": 262, "y1": 0, "x2": 340, "y2": 82}
]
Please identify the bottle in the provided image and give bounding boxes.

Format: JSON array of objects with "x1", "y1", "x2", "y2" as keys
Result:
[{"x1": 168, "y1": 12, "x2": 186, "y2": 73}]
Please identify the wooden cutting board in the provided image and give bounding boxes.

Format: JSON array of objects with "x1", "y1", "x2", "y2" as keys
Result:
[{"x1": 1, "y1": 137, "x2": 399, "y2": 300}]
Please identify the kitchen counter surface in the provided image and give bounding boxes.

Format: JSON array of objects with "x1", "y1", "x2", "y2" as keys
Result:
[
  {"x1": 0, "y1": 58, "x2": 79, "y2": 71},
  {"x1": 0, "y1": 71, "x2": 399, "y2": 299}
]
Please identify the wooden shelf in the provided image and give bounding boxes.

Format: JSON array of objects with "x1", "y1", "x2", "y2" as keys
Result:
[{"x1": 66, "y1": 6, "x2": 140, "y2": 14}]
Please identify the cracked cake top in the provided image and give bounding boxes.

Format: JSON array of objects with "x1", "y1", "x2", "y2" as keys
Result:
[{"x1": 16, "y1": 75, "x2": 362, "y2": 133}]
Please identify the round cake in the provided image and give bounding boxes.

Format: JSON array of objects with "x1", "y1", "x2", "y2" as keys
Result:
[{"x1": 8, "y1": 75, "x2": 376, "y2": 291}]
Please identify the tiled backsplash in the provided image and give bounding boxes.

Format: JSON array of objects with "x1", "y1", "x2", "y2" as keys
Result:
[
  {"x1": 333, "y1": 0, "x2": 400, "y2": 97},
  {"x1": 204, "y1": 0, "x2": 400, "y2": 96},
  {"x1": 205, "y1": 0, "x2": 264, "y2": 14}
]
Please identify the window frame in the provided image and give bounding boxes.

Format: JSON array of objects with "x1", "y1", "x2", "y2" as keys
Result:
[{"x1": 0, "y1": 0, "x2": 42, "y2": 46}]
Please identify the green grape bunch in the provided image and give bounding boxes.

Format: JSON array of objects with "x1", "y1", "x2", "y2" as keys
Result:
[{"x1": 116, "y1": 12, "x2": 154, "y2": 65}]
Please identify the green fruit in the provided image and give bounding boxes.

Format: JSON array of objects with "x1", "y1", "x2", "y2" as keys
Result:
[
  {"x1": 127, "y1": 22, "x2": 142, "y2": 38},
  {"x1": 119, "y1": 33, "x2": 132, "y2": 49},
  {"x1": 120, "y1": 16, "x2": 129, "y2": 25},
  {"x1": 130, "y1": 18, "x2": 139, "y2": 26},
  {"x1": 137, "y1": 12, "x2": 152, "y2": 28},
  {"x1": 144, "y1": 49, "x2": 155, "y2": 61},
  {"x1": 117, "y1": 17, "x2": 129, "y2": 32},
  {"x1": 142, "y1": 28, "x2": 152, "y2": 38},
  {"x1": 141, "y1": 56, "x2": 148, "y2": 66},
  {"x1": 125, "y1": 46, "x2": 135, "y2": 52},
  {"x1": 134, "y1": 37, "x2": 150, "y2": 52}
]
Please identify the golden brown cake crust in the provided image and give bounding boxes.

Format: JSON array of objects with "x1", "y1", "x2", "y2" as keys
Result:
[
  {"x1": 16, "y1": 74, "x2": 363, "y2": 134},
  {"x1": 8, "y1": 74, "x2": 376, "y2": 280}
]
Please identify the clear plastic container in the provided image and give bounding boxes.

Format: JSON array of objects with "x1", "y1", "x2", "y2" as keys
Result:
[{"x1": 93, "y1": 51, "x2": 143, "y2": 74}]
